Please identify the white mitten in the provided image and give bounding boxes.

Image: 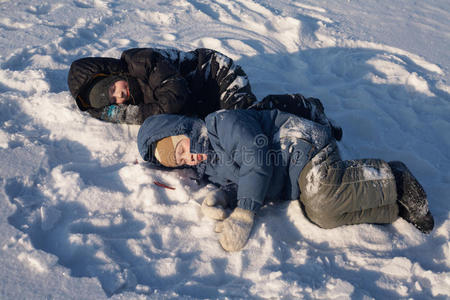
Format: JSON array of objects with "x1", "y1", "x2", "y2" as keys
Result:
[
  {"x1": 215, "y1": 208, "x2": 254, "y2": 252},
  {"x1": 201, "y1": 190, "x2": 229, "y2": 220}
]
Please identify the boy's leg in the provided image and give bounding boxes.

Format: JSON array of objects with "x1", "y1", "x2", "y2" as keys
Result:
[
  {"x1": 311, "y1": 204, "x2": 399, "y2": 229},
  {"x1": 251, "y1": 94, "x2": 343, "y2": 140},
  {"x1": 298, "y1": 142, "x2": 399, "y2": 229}
]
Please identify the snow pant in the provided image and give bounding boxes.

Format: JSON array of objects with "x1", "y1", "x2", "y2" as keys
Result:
[
  {"x1": 251, "y1": 94, "x2": 342, "y2": 141},
  {"x1": 298, "y1": 142, "x2": 399, "y2": 229}
]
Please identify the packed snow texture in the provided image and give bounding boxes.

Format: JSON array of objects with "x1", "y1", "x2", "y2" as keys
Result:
[{"x1": 1, "y1": 0, "x2": 449, "y2": 299}]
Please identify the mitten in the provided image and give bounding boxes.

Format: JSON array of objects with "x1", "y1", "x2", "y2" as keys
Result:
[
  {"x1": 201, "y1": 190, "x2": 228, "y2": 220},
  {"x1": 215, "y1": 208, "x2": 254, "y2": 252}
]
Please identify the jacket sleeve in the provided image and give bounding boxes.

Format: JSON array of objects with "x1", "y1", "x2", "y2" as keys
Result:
[
  {"x1": 121, "y1": 48, "x2": 191, "y2": 114},
  {"x1": 205, "y1": 50, "x2": 257, "y2": 109},
  {"x1": 206, "y1": 111, "x2": 273, "y2": 212},
  {"x1": 150, "y1": 60, "x2": 191, "y2": 114}
]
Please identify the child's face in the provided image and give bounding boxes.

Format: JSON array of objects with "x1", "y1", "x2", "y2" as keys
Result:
[
  {"x1": 108, "y1": 80, "x2": 129, "y2": 104},
  {"x1": 175, "y1": 137, "x2": 207, "y2": 166}
]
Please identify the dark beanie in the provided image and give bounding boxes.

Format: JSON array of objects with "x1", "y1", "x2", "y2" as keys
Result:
[{"x1": 88, "y1": 75, "x2": 125, "y2": 108}]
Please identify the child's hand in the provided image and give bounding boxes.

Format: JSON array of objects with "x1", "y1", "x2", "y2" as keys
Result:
[
  {"x1": 215, "y1": 208, "x2": 254, "y2": 251},
  {"x1": 201, "y1": 190, "x2": 228, "y2": 220}
]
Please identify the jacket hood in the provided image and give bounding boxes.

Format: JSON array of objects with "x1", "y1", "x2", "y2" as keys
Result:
[
  {"x1": 137, "y1": 114, "x2": 210, "y2": 167},
  {"x1": 67, "y1": 57, "x2": 126, "y2": 110}
]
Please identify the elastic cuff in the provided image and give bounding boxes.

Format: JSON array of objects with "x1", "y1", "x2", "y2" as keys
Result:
[{"x1": 237, "y1": 198, "x2": 261, "y2": 212}]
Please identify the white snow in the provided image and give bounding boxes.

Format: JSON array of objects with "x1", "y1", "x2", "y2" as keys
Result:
[
  {"x1": 1, "y1": 0, "x2": 449, "y2": 299},
  {"x1": 362, "y1": 165, "x2": 394, "y2": 181}
]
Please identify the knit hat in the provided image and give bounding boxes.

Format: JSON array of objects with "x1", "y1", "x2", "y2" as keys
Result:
[
  {"x1": 154, "y1": 135, "x2": 187, "y2": 167},
  {"x1": 88, "y1": 75, "x2": 125, "y2": 108}
]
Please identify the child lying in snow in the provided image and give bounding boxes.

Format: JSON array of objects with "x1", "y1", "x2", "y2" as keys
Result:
[
  {"x1": 67, "y1": 47, "x2": 341, "y2": 140},
  {"x1": 68, "y1": 47, "x2": 256, "y2": 123},
  {"x1": 137, "y1": 109, "x2": 434, "y2": 251}
]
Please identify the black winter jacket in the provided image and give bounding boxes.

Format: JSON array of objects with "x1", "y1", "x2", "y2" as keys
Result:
[{"x1": 68, "y1": 48, "x2": 257, "y2": 124}]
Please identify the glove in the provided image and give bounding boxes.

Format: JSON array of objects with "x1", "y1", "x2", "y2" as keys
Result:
[
  {"x1": 201, "y1": 190, "x2": 229, "y2": 220},
  {"x1": 215, "y1": 208, "x2": 255, "y2": 252}
]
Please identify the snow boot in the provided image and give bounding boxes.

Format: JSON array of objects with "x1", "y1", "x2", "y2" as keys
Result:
[
  {"x1": 330, "y1": 120, "x2": 343, "y2": 141},
  {"x1": 388, "y1": 161, "x2": 434, "y2": 233}
]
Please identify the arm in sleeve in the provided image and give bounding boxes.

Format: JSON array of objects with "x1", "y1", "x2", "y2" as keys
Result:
[
  {"x1": 121, "y1": 48, "x2": 192, "y2": 114},
  {"x1": 149, "y1": 60, "x2": 191, "y2": 114},
  {"x1": 206, "y1": 111, "x2": 273, "y2": 212}
]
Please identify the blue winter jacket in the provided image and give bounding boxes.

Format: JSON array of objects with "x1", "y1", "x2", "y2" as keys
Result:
[{"x1": 137, "y1": 109, "x2": 332, "y2": 211}]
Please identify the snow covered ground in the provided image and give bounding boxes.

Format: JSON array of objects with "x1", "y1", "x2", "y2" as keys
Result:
[{"x1": 1, "y1": 0, "x2": 449, "y2": 299}]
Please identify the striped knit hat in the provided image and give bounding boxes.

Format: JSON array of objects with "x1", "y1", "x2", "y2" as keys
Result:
[{"x1": 154, "y1": 135, "x2": 187, "y2": 167}]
